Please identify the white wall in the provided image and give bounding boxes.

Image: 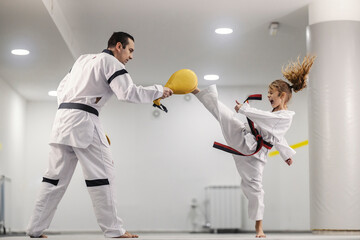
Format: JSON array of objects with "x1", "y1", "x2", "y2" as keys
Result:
[
  {"x1": 0, "y1": 77, "x2": 27, "y2": 231},
  {"x1": 22, "y1": 84, "x2": 309, "y2": 232}
]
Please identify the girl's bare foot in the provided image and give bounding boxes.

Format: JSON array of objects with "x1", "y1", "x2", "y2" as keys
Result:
[
  {"x1": 255, "y1": 220, "x2": 266, "y2": 238},
  {"x1": 191, "y1": 87, "x2": 200, "y2": 94},
  {"x1": 113, "y1": 231, "x2": 139, "y2": 238},
  {"x1": 30, "y1": 235, "x2": 48, "y2": 238}
]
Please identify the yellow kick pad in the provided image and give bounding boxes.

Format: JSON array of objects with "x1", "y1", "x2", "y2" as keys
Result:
[
  {"x1": 269, "y1": 140, "x2": 308, "y2": 157},
  {"x1": 153, "y1": 69, "x2": 198, "y2": 108}
]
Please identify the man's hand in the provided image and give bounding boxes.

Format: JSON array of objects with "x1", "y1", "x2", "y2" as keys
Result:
[
  {"x1": 234, "y1": 100, "x2": 243, "y2": 113},
  {"x1": 161, "y1": 87, "x2": 173, "y2": 99},
  {"x1": 285, "y1": 158, "x2": 293, "y2": 166}
]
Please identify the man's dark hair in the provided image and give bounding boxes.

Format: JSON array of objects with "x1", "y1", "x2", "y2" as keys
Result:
[{"x1": 107, "y1": 32, "x2": 134, "y2": 49}]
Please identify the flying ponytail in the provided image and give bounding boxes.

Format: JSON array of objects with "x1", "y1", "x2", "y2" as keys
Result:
[{"x1": 282, "y1": 55, "x2": 316, "y2": 93}]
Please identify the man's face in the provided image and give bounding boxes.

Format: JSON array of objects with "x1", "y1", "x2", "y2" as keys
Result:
[{"x1": 116, "y1": 38, "x2": 134, "y2": 65}]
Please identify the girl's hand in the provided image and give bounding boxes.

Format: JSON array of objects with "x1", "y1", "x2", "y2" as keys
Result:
[
  {"x1": 285, "y1": 158, "x2": 293, "y2": 166},
  {"x1": 234, "y1": 100, "x2": 242, "y2": 113}
]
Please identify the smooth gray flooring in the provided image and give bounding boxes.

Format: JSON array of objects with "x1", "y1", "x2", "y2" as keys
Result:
[{"x1": 1, "y1": 232, "x2": 360, "y2": 240}]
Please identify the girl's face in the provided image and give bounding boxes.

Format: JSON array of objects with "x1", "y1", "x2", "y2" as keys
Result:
[{"x1": 267, "y1": 87, "x2": 286, "y2": 111}]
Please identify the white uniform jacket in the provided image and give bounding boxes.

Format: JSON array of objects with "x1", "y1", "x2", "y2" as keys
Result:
[
  {"x1": 238, "y1": 102, "x2": 296, "y2": 162},
  {"x1": 50, "y1": 50, "x2": 163, "y2": 148}
]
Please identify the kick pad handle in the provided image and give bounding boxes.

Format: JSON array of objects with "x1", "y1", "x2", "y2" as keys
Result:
[{"x1": 153, "y1": 103, "x2": 168, "y2": 113}]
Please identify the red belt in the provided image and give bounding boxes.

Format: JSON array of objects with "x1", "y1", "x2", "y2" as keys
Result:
[{"x1": 213, "y1": 94, "x2": 273, "y2": 156}]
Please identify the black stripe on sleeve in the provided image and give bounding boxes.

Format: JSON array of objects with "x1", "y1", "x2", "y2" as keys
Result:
[
  {"x1": 42, "y1": 177, "x2": 59, "y2": 186},
  {"x1": 85, "y1": 179, "x2": 110, "y2": 187},
  {"x1": 107, "y1": 69, "x2": 128, "y2": 84}
]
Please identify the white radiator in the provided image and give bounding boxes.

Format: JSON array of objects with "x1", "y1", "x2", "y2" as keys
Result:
[
  {"x1": 205, "y1": 185, "x2": 242, "y2": 232},
  {"x1": 0, "y1": 175, "x2": 11, "y2": 234}
]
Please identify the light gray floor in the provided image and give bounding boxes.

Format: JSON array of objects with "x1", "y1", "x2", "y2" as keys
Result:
[{"x1": 1, "y1": 232, "x2": 360, "y2": 240}]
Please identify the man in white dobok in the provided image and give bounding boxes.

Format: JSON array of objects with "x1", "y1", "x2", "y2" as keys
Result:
[{"x1": 27, "y1": 32, "x2": 173, "y2": 238}]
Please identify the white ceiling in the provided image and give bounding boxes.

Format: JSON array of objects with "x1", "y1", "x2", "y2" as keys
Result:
[{"x1": 0, "y1": 0, "x2": 314, "y2": 101}]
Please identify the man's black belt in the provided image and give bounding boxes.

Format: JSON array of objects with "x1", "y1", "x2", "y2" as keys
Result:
[{"x1": 58, "y1": 103, "x2": 99, "y2": 116}]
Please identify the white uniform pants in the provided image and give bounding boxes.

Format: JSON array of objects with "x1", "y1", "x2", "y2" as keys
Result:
[
  {"x1": 26, "y1": 129, "x2": 126, "y2": 237},
  {"x1": 196, "y1": 85, "x2": 265, "y2": 221}
]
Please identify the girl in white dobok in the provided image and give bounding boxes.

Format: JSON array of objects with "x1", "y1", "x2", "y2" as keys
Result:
[{"x1": 192, "y1": 56, "x2": 315, "y2": 238}]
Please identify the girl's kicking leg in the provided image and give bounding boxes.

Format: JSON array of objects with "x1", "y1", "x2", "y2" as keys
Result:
[{"x1": 192, "y1": 85, "x2": 249, "y2": 152}]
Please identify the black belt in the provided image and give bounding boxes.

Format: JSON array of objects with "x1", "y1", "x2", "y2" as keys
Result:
[
  {"x1": 58, "y1": 103, "x2": 99, "y2": 116},
  {"x1": 213, "y1": 94, "x2": 273, "y2": 157}
]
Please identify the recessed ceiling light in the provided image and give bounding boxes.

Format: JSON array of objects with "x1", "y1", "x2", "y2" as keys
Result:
[
  {"x1": 48, "y1": 91, "x2": 57, "y2": 97},
  {"x1": 204, "y1": 75, "x2": 219, "y2": 81},
  {"x1": 215, "y1": 28, "x2": 233, "y2": 35},
  {"x1": 11, "y1": 49, "x2": 30, "y2": 55}
]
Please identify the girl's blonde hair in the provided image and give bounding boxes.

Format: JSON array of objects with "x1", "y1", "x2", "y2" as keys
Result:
[{"x1": 270, "y1": 55, "x2": 316, "y2": 104}]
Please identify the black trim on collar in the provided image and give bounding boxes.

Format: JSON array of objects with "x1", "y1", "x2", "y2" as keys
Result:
[{"x1": 102, "y1": 49, "x2": 114, "y2": 56}]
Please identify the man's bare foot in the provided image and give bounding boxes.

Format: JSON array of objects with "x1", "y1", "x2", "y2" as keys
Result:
[
  {"x1": 113, "y1": 231, "x2": 139, "y2": 238},
  {"x1": 255, "y1": 220, "x2": 266, "y2": 238},
  {"x1": 191, "y1": 87, "x2": 200, "y2": 94},
  {"x1": 256, "y1": 231, "x2": 266, "y2": 238},
  {"x1": 30, "y1": 234, "x2": 48, "y2": 238}
]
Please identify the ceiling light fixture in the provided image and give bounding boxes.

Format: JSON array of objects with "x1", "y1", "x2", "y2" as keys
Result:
[
  {"x1": 11, "y1": 49, "x2": 30, "y2": 55},
  {"x1": 204, "y1": 75, "x2": 219, "y2": 81},
  {"x1": 48, "y1": 91, "x2": 57, "y2": 97},
  {"x1": 269, "y1": 22, "x2": 279, "y2": 36},
  {"x1": 215, "y1": 28, "x2": 233, "y2": 35}
]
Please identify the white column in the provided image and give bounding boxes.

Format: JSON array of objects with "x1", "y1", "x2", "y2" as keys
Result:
[{"x1": 307, "y1": 0, "x2": 360, "y2": 232}]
